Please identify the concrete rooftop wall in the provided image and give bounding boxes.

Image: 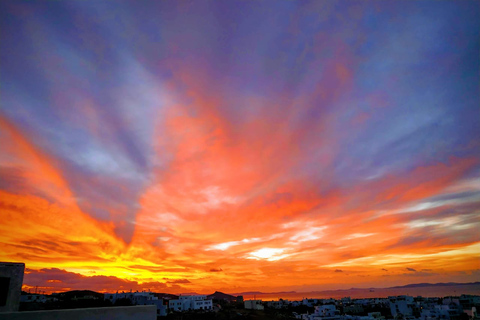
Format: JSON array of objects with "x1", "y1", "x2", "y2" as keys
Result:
[
  {"x1": 0, "y1": 305, "x2": 156, "y2": 320},
  {"x1": 0, "y1": 262, "x2": 25, "y2": 313}
]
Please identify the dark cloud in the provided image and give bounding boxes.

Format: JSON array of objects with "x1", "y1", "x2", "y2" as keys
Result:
[
  {"x1": 402, "y1": 271, "x2": 438, "y2": 277},
  {"x1": 335, "y1": 269, "x2": 343, "y2": 273},
  {"x1": 387, "y1": 223, "x2": 479, "y2": 251},
  {"x1": 339, "y1": 252, "x2": 365, "y2": 260},
  {"x1": 406, "y1": 268, "x2": 416, "y2": 272},
  {"x1": 129, "y1": 265, "x2": 184, "y2": 273},
  {"x1": 209, "y1": 268, "x2": 223, "y2": 272},
  {"x1": 17, "y1": 236, "x2": 111, "y2": 264},
  {"x1": 387, "y1": 236, "x2": 429, "y2": 249},
  {"x1": 167, "y1": 279, "x2": 191, "y2": 284},
  {"x1": 0, "y1": 167, "x2": 58, "y2": 204},
  {"x1": 426, "y1": 190, "x2": 480, "y2": 203},
  {"x1": 23, "y1": 268, "x2": 168, "y2": 293},
  {"x1": 263, "y1": 192, "x2": 294, "y2": 206},
  {"x1": 0, "y1": 166, "x2": 28, "y2": 193},
  {"x1": 382, "y1": 268, "x2": 388, "y2": 271},
  {"x1": 59, "y1": 163, "x2": 145, "y2": 242}
]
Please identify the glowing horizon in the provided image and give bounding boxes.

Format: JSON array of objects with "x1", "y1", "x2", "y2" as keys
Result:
[{"x1": 0, "y1": 1, "x2": 479, "y2": 295}]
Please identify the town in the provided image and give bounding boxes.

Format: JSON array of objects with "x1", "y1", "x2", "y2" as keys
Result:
[
  {"x1": 2, "y1": 263, "x2": 479, "y2": 320},
  {"x1": 16, "y1": 289, "x2": 480, "y2": 320}
]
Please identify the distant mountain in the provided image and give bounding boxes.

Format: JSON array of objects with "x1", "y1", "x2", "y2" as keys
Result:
[
  {"x1": 177, "y1": 292, "x2": 199, "y2": 296},
  {"x1": 56, "y1": 290, "x2": 104, "y2": 299},
  {"x1": 153, "y1": 293, "x2": 179, "y2": 300},
  {"x1": 236, "y1": 291, "x2": 264, "y2": 295},
  {"x1": 207, "y1": 291, "x2": 238, "y2": 301},
  {"x1": 389, "y1": 282, "x2": 480, "y2": 289},
  {"x1": 233, "y1": 291, "x2": 298, "y2": 296},
  {"x1": 232, "y1": 282, "x2": 480, "y2": 296}
]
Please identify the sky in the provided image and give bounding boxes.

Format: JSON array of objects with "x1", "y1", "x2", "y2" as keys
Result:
[{"x1": 0, "y1": 1, "x2": 479, "y2": 295}]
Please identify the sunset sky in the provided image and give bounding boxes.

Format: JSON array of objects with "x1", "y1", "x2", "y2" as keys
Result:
[{"x1": 0, "y1": 1, "x2": 479, "y2": 295}]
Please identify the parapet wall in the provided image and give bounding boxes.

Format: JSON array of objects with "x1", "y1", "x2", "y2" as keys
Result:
[
  {"x1": 0, "y1": 305, "x2": 156, "y2": 320},
  {"x1": 0, "y1": 262, "x2": 25, "y2": 313}
]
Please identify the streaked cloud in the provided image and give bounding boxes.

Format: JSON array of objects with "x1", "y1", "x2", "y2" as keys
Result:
[
  {"x1": 0, "y1": 0, "x2": 479, "y2": 294},
  {"x1": 247, "y1": 248, "x2": 291, "y2": 261},
  {"x1": 289, "y1": 227, "x2": 327, "y2": 243}
]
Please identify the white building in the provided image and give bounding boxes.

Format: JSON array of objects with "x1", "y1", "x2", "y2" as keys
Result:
[
  {"x1": 459, "y1": 294, "x2": 480, "y2": 309},
  {"x1": 345, "y1": 316, "x2": 377, "y2": 320},
  {"x1": 367, "y1": 312, "x2": 384, "y2": 320},
  {"x1": 388, "y1": 296, "x2": 415, "y2": 317},
  {"x1": 266, "y1": 299, "x2": 290, "y2": 309},
  {"x1": 245, "y1": 299, "x2": 264, "y2": 310},
  {"x1": 303, "y1": 299, "x2": 320, "y2": 307},
  {"x1": 299, "y1": 305, "x2": 343, "y2": 320},
  {"x1": 315, "y1": 305, "x2": 340, "y2": 317},
  {"x1": 168, "y1": 295, "x2": 213, "y2": 311},
  {"x1": 20, "y1": 294, "x2": 50, "y2": 303},
  {"x1": 104, "y1": 291, "x2": 167, "y2": 316},
  {"x1": 420, "y1": 306, "x2": 451, "y2": 320}
]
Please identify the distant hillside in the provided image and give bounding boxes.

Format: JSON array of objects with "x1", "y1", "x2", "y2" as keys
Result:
[
  {"x1": 55, "y1": 290, "x2": 104, "y2": 299},
  {"x1": 207, "y1": 291, "x2": 238, "y2": 301},
  {"x1": 236, "y1": 291, "x2": 263, "y2": 295},
  {"x1": 236, "y1": 291, "x2": 296, "y2": 295},
  {"x1": 232, "y1": 282, "x2": 480, "y2": 297},
  {"x1": 389, "y1": 282, "x2": 480, "y2": 289},
  {"x1": 153, "y1": 293, "x2": 179, "y2": 300}
]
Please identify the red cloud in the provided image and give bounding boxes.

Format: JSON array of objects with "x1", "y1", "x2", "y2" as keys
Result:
[{"x1": 23, "y1": 268, "x2": 169, "y2": 294}]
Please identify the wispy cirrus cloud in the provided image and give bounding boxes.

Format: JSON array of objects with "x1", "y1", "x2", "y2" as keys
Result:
[{"x1": 0, "y1": 0, "x2": 479, "y2": 294}]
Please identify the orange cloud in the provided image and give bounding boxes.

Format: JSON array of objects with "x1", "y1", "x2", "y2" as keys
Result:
[{"x1": 2, "y1": 0, "x2": 480, "y2": 296}]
